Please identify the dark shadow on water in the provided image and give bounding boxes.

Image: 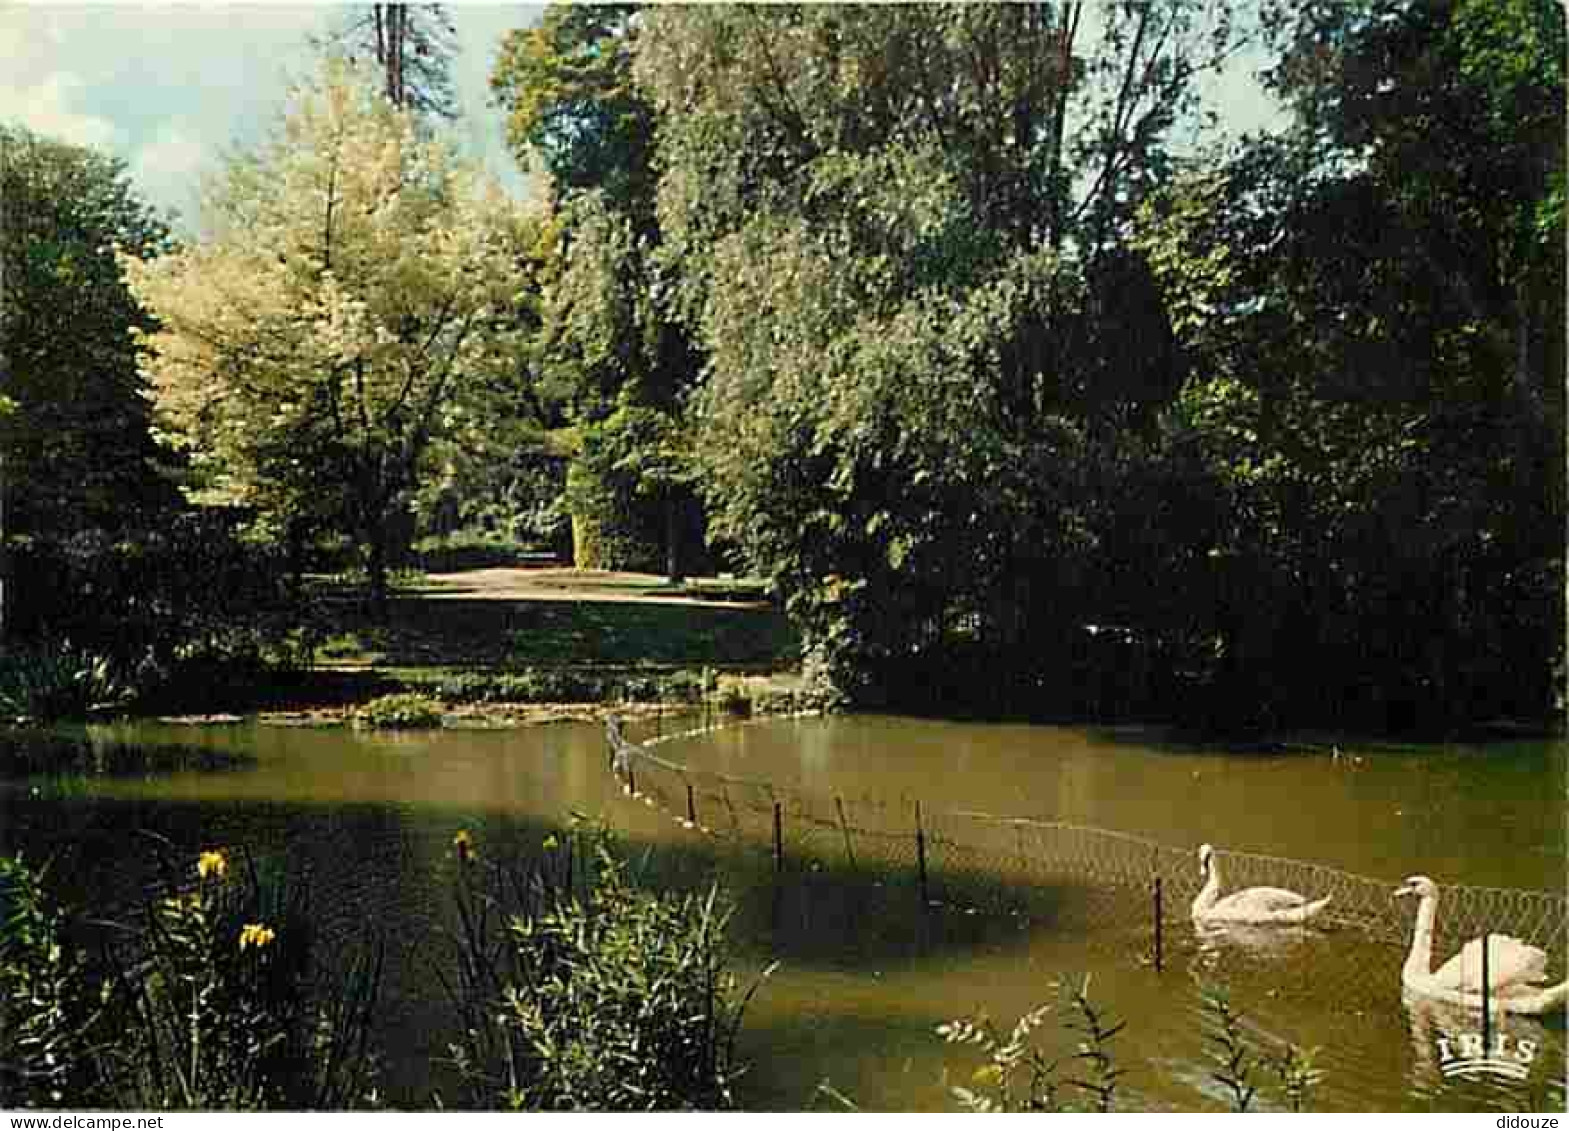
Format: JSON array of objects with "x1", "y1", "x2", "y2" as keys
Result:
[
  {"x1": 0, "y1": 726, "x2": 253, "y2": 779},
  {"x1": 0, "y1": 791, "x2": 1087, "y2": 1108},
  {"x1": 1081, "y1": 723, "x2": 1568, "y2": 760}
]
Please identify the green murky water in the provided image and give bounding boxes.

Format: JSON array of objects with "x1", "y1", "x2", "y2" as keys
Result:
[{"x1": 1, "y1": 715, "x2": 1562, "y2": 1111}]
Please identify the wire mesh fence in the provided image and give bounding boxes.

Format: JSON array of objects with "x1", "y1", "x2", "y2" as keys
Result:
[{"x1": 604, "y1": 716, "x2": 1567, "y2": 992}]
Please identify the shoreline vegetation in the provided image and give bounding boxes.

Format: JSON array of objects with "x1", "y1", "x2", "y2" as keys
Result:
[
  {"x1": 6, "y1": 2, "x2": 1562, "y2": 751},
  {"x1": 0, "y1": 566, "x2": 814, "y2": 735},
  {"x1": 0, "y1": 563, "x2": 1559, "y2": 743}
]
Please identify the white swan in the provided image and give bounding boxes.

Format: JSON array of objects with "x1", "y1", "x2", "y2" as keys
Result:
[
  {"x1": 1190, "y1": 843, "x2": 1332, "y2": 925},
  {"x1": 1394, "y1": 875, "x2": 1568, "y2": 1016}
]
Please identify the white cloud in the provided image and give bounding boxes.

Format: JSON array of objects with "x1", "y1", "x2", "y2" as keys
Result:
[
  {"x1": 2, "y1": 3, "x2": 542, "y2": 219},
  {"x1": 1, "y1": 70, "x2": 123, "y2": 149},
  {"x1": 130, "y1": 125, "x2": 209, "y2": 222}
]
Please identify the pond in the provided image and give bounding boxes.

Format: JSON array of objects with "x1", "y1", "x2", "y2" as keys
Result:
[{"x1": 1, "y1": 714, "x2": 1562, "y2": 1112}]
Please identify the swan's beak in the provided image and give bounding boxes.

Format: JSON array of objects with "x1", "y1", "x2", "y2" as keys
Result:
[{"x1": 1392, "y1": 882, "x2": 1415, "y2": 898}]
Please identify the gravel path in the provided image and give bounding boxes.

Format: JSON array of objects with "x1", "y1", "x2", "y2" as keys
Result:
[{"x1": 415, "y1": 567, "x2": 767, "y2": 609}]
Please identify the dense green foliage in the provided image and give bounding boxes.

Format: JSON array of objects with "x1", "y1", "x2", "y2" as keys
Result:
[
  {"x1": 442, "y1": 823, "x2": 757, "y2": 1110},
  {"x1": 0, "y1": 643, "x2": 131, "y2": 722},
  {"x1": 0, "y1": 127, "x2": 298, "y2": 682},
  {"x1": 352, "y1": 690, "x2": 445, "y2": 728},
  {"x1": 935, "y1": 979, "x2": 1322, "y2": 1113},
  {"x1": 317, "y1": 4, "x2": 460, "y2": 121},
  {"x1": 426, "y1": 666, "x2": 713, "y2": 706},
  {"x1": 0, "y1": 856, "x2": 115, "y2": 1106},
  {"x1": 123, "y1": 61, "x2": 538, "y2": 611},
  {"x1": 448, "y1": 826, "x2": 752, "y2": 1110},
  {"x1": 2, "y1": 830, "x2": 756, "y2": 1112},
  {"x1": 628, "y1": 4, "x2": 1236, "y2": 709},
  {"x1": 1126, "y1": 0, "x2": 1565, "y2": 728},
  {"x1": 0, "y1": 850, "x2": 381, "y2": 1110},
  {"x1": 119, "y1": 850, "x2": 382, "y2": 1109},
  {"x1": 492, "y1": 8, "x2": 707, "y2": 577},
  {"x1": 9, "y1": 0, "x2": 1560, "y2": 732},
  {"x1": 554, "y1": 0, "x2": 1555, "y2": 730}
]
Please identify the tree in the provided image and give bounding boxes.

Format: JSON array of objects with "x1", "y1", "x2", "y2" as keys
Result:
[
  {"x1": 630, "y1": 4, "x2": 1234, "y2": 704},
  {"x1": 492, "y1": 5, "x2": 706, "y2": 578},
  {"x1": 491, "y1": 5, "x2": 655, "y2": 218},
  {"x1": 123, "y1": 61, "x2": 537, "y2": 611},
  {"x1": 0, "y1": 124, "x2": 177, "y2": 642},
  {"x1": 1128, "y1": 0, "x2": 1566, "y2": 728},
  {"x1": 317, "y1": 4, "x2": 459, "y2": 121}
]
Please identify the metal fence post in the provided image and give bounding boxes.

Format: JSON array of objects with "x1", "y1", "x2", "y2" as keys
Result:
[
  {"x1": 772, "y1": 800, "x2": 784, "y2": 874},
  {"x1": 836, "y1": 796, "x2": 857, "y2": 870},
  {"x1": 1481, "y1": 932, "x2": 1491, "y2": 1051},
  {"x1": 1153, "y1": 875, "x2": 1164, "y2": 973},
  {"x1": 915, "y1": 800, "x2": 929, "y2": 906}
]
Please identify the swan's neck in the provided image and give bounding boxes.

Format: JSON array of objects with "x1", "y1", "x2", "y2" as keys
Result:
[
  {"x1": 1403, "y1": 892, "x2": 1438, "y2": 982},
  {"x1": 1192, "y1": 861, "x2": 1221, "y2": 915}
]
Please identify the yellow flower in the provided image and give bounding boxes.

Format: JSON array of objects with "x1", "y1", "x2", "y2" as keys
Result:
[
  {"x1": 972, "y1": 1064, "x2": 1005, "y2": 1087},
  {"x1": 197, "y1": 850, "x2": 228, "y2": 881},
  {"x1": 238, "y1": 923, "x2": 275, "y2": 952},
  {"x1": 453, "y1": 828, "x2": 476, "y2": 864}
]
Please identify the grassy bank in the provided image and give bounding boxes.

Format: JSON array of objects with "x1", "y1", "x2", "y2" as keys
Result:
[{"x1": 178, "y1": 568, "x2": 805, "y2": 723}]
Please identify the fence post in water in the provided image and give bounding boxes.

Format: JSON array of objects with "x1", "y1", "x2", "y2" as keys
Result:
[
  {"x1": 686, "y1": 780, "x2": 698, "y2": 826},
  {"x1": 772, "y1": 800, "x2": 784, "y2": 874},
  {"x1": 915, "y1": 800, "x2": 929, "y2": 906},
  {"x1": 1153, "y1": 875, "x2": 1165, "y2": 973},
  {"x1": 1481, "y1": 932, "x2": 1491, "y2": 1051},
  {"x1": 836, "y1": 796, "x2": 857, "y2": 870}
]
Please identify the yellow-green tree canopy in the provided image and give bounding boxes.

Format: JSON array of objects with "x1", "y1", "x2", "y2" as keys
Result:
[{"x1": 123, "y1": 60, "x2": 539, "y2": 603}]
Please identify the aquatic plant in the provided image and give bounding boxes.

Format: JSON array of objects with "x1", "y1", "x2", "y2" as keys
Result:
[
  {"x1": 353, "y1": 691, "x2": 445, "y2": 729},
  {"x1": 1199, "y1": 983, "x2": 1321, "y2": 1113},
  {"x1": 1201, "y1": 984, "x2": 1257, "y2": 1111},
  {"x1": 938, "y1": 979, "x2": 1318, "y2": 1113},
  {"x1": 937, "y1": 975, "x2": 1124, "y2": 1112},
  {"x1": 1, "y1": 846, "x2": 382, "y2": 1111},
  {"x1": 0, "y1": 643, "x2": 132, "y2": 722},
  {"x1": 429, "y1": 667, "x2": 709, "y2": 706},
  {"x1": 112, "y1": 843, "x2": 384, "y2": 1110},
  {"x1": 443, "y1": 821, "x2": 765, "y2": 1110},
  {"x1": 0, "y1": 855, "x2": 120, "y2": 1107}
]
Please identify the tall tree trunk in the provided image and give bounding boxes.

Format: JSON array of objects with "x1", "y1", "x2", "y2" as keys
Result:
[
  {"x1": 665, "y1": 492, "x2": 683, "y2": 585},
  {"x1": 0, "y1": 447, "x2": 8, "y2": 647},
  {"x1": 365, "y1": 518, "x2": 389, "y2": 620},
  {"x1": 286, "y1": 516, "x2": 306, "y2": 605},
  {"x1": 374, "y1": 3, "x2": 408, "y2": 109}
]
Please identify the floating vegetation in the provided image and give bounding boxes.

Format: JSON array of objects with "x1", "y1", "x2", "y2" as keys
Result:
[
  {"x1": 0, "y1": 728, "x2": 252, "y2": 779},
  {"x1": 352, "y1": 692, "x2": 445, "y2": 730}
]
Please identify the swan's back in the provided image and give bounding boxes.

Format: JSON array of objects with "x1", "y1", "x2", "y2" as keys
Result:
[
  {"x1": 1204, "y1": 886, "x2": 1331, "y2": 925},
  {"x1": 1215, "y1": 886, "x2": 1320, "y2": 915},
  {"x1": 1432, "y1": 934, "x2": 1550, "y2": 993}
]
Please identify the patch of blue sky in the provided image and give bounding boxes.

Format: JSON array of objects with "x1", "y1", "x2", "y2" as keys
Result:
[
  {"x1": 3, "y1": 3, "x2": 1285, "y2": 233},
  {"x1": 2, "y1": 3, "x2": 540, "y2": 230}
]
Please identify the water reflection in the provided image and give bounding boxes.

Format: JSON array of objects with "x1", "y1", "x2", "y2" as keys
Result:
[
  {"x1": 1192, "y1": 917, "x2": 1331, "y2": 962},
  {"x1": 0, "y1": 715, "x2": 1561, "y2": 1111},
  {"x1": 1403, "y1": 992, "x2": 1567, "y2": 1110}
]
